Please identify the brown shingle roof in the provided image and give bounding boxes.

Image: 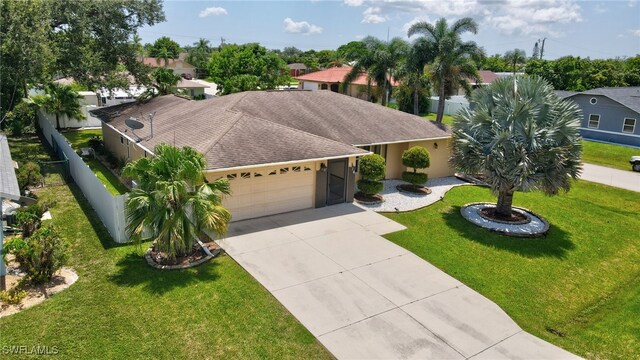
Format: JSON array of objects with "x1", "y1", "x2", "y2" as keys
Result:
[{"x1": 90, "y1": 91, "x2": 449, "y2": 170}]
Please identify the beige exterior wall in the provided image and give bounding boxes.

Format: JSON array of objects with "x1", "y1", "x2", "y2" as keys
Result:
[
  {"x1": 407, "y1": 138, "x2": 455, "y2": 178},
  {"x1": 384, "y1": 142, "x2": 409, "y2": 179},
  {"x1": 101, "y1": 123, "x2": 148, "y2": 164}
]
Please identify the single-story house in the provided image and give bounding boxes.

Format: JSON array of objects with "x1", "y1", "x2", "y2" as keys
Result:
[
  {"x1": 296, "y1": 66, "x2": 399, "y2": 102},
  {"x1": 288, "y1": 63, "x2": 308, "y2": 77},
  {"x1": 175, "y1": 79, "x2": 209, "y2": 98},
  {"x1": 142, "y1": 57, "x2": 196, "y2": 79},
  {"x1": 559, "y1": 87, "x2": 640, "y2": 147},
  {"x1": 453, "y1": 70, "x2": 500, "y2": 96},
  {"x1": 90, "y1": 90, "x2": 453, "y2": 221}
]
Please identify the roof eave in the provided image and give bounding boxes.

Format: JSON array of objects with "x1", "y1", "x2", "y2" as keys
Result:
[{"x1": 205, "y1": 151, "x2": 371, "y2": 173}]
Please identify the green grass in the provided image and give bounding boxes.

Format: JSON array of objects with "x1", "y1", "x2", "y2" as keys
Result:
[
  {"x1": 61, "y1": 129, "x2": 128, "y2": 195},
  {"x1": 384, "y1": 182, "x2": 640, "y2": 359},
  {"x1": 1, "y1": 135, "x2": 332, "y2": 359},
  {"x1": 581, "y1": 140, "x2": 638, "y2": 171},
  {"x1": 423, "y1": 113, "x2": 455, "y2": 126}
]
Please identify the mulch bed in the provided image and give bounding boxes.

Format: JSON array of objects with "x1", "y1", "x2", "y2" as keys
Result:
[
  {"x1": 354, "y1": 192, "x2": 384, "y2": 204},
  {"x1": 479, "y1": 207, "x2": 529, "y2": 223},
  {"x1": 396, "y1": 184, "x2": 432, "y2": 195},
  {"x1": 149, "y1": 241, "x2": 220, "y2": 266}
]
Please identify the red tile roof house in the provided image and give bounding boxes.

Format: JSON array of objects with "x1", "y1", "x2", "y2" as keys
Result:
[
  {"x1": 453, "y1": 70, "x2": 500, "y2": 96},
  {"x1": 296, "y1": 66, "x2": 399, "y2": 102},
  {"x1": 288, "y1": 63, "x2": 309, "y2": 77},
  {"x1": 142, "y1": 57, "x2": 197, "y2": 79},
  {"x1": 90, "y1": 90, "x2": 453, "y2": 221}
]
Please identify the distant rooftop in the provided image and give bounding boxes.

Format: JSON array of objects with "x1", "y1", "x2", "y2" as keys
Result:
[
  {"x1": 567, "y1": 87, "x2": 640, "y2": 113},
  {"x1": 0, "y1": 133, "x2": 20, "y2": 200},
  {"x1": 295, "y1": 66, "x2": 399, "y2": 87}
]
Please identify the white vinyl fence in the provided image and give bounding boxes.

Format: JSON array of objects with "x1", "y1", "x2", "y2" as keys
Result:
[
  {"x1": 38, "y1": 110, "x2": 128, "y2": 243},
  {"x1": 38, "y1": 105, "x2": 103, "y2": 128},
  {"x1": 430, "y1": 96, "x2": 470, "y2": 116}
]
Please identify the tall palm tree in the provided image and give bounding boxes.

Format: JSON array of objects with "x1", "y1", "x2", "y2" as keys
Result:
[
  {"x1": 123, "y1": 145, "x2": 231, "y2": 262},
  {"x1": 41, "y1": 83, "x2": 85, "y2": 130},
  {"x1": 132, "y1": 34, "x2": 144, "y2": 61},
  {"x1": 504, "y1": 49, "x2": 527, "y2": 75},
  {"x1": 155, "y1": 47, "x2": 172, "y2": 67},
  {"x1": 450, "y1": 76, "x2": 583, "y2": 218},
  {"x1": 395, "y1": 39, "x2": 433, "y2": 115},
  {"x1": 408, "y1": 17, "x2": 483, "y2": 124},
  {"x1": 152, "y1": 68, "x2": 181, "y2": 95},
  {"x1": 343, "y1": 36, "x2": 409, "y2": 106}
]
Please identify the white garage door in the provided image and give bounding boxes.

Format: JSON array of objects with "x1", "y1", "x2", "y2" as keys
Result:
[{"x1": 222, "y1": 163, "x2": 316, "y2": 221}]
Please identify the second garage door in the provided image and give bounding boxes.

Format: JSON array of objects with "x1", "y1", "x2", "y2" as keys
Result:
[{"x1": 220, "y1": 163, "x2": 316, "y2": 221}]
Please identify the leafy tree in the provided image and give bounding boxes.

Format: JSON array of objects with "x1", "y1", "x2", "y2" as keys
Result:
[
  {"x1": 450, "y1": 76, "x2": 582, "y2": 218},
  {"x1": 393, "y1": 84, "x2": 430, "y2": 115},
  {"x1": 123, "y1": 145, "x2": 231, "y2": 263},
  {"x1": 40, "y1": 83, "x2": 86, "y2": 130},
  {"x1": 344, "y1": 36, "x2": 409, "y2": 106},
  {"x1": 401, "y1": 146, "x2": 431, "y2": 187},
  {"x1": 152, "y1": 68, "x2": 181, "y2": 95},
  {"x1": 149, "y1": 36, "x2": 182, "y2": 60},
  {"x1": 337, "y1": 41, "x2": 368, "y2": 62},
  {"x1": 624, "y1": 55, "x2": 640, "y2": 86},
  {"x1": 504, "y1": 49, "x2": 527, "y2": 74},
  {"x1": 357, "y1": 154, "x2": 386, "y2": 196},
  {"x1": 0, "y1": 0, "x2": 164, "y2": 123},
  {"x1": 208, "y1": 43, "x2": 290, "y2": 95},
  {"x1": 408, "y1": 17, "x2": 484, "y2": 124},
  {"x1": 481, "y1": 54, "x2": 509, "y2": 72},
  {"x1": 395, "y1": 40, "x2": 432, "y2": 115},
  {"x1": 16, "y1": 162, "x2": 43, "y2": 193},
  {"x1": 187, "y1": 38, "x2": 213, "y2": 78},
  {"x1": 2, "y1": 101, "x2": 38, "y2": 136}
]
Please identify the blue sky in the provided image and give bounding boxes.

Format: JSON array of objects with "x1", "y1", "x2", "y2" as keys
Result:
[{"x1": 139, "y1": 0, "x2": 640, "y2": 59}]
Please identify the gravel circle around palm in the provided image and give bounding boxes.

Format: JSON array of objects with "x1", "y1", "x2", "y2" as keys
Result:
[{"x1": 460, "y1": 202, "x2": 550, "y2": 237}]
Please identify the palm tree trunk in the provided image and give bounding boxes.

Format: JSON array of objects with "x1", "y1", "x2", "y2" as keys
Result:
[
  {"x1": 55, "y1": 113, "x2": 61, "y2": 130},
  {"x1": 496, "y1": 190, "x2": 514, "y2": 218},
  {"x1": 381, "y1": 84, "x2": 387, "y2": 106},
  {"x1": 413, "y1": 88, "x2": 419, "y2": 115},
  {"x1": 436, "y1": 80, "x2": 446, "y2": 123}
]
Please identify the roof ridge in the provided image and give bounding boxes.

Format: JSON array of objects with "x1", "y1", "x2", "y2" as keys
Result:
[{"x1": 199, "y1": 108, "x2": 246, "y2": 156}]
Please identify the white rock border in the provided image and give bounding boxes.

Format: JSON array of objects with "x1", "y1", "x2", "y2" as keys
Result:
[{"x1": 460, "y1": 202, "x2": 550, "y2": 238}]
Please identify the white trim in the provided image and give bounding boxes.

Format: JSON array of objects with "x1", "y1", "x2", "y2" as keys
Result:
[
  {"x1": 622, "y1": 118, "x2": 636, "y2": 134},
  {"x1": 580, "y1": 127, "x2": 640, "y2": 138},
  {"x1": 354, "y1": 136, "x2": 451, "y2": 147},
  {"x1": 587, "y1": 114, "x2": 600, "y2": 129},
  {"x1": 103, "y1": 121, "x2": 155, "y2": 155},
  {"x1": 205, "y1": 153, "x2": 371, "y2": 173}
]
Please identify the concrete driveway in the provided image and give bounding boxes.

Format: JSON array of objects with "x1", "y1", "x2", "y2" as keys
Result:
[
  {"x1": 218, "y1": 204, "x2": 579, "y2": 359},
  {"x1": 580, "y1": 163, "x2": 640, "y2": 192}
]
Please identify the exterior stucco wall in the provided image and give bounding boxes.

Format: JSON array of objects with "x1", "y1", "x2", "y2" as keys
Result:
[
  {"x1": 570, "y1": 94, "x2": 640, "y2": 147},
  {"x1": 408, "y1": 139, "x2": 455, "y2": 178},
  {"x1": 101, "y1": 123, "x2": 148, "y2": 164},
  {"x1": 385, "y1": 143, "x2": 409, "y2": 179}
]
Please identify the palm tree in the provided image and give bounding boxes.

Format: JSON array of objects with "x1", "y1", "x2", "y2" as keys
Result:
[
  {"x1": 132, "y1": 34, "x2": 144, "y2": 61},
  {"x1": 408, "y1": 17, "x2": 483, "y2": 124},
  {"x1": 450, "y1": 76, "x2": 583, "y2": 218},
  {"x1": 396, "y1": 39, "x2": 432, "y2": 115},
  {"x1": 343, "y1": 36, "x2": 409, "y2": 106},
  {"x1": 504, "y1": 49, "x2": 527, "y2": 74},
  {"x1": 41, "y1": 83, "x2": 85, "y2": 130},
  {"x1": 152, "y1": 68, "x2": 181, "y2": 95},
  {"x1": 155, "y1": 47, "x2": 172, "y2": 67},
  {"x1": 123, "y1": 145, "x2": 231, "y2": 262}
]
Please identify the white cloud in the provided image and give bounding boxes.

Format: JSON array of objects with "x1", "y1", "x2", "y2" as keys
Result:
[
  {"x1": 199, "y1": 7, "x2": 227, "y2": 17},
  {"x1": 629, "y1": 0, "x2": 638, "y2": 7},
  {"x1": 362, "y1": 7, "x2": 387, "y2": 24},
  {"x1": 283, "y1": 18, "x2": 323, "y2": 35},
  {"x1": 631, "y1": 29, "x2": 640, "y2": 37},
  {"x1": 355, "y1": 34, "x2": 365, "y2": 39},
  {"x1": 402, "y1": 16, "x2": 432, "y2": 33},
  {"x1": 347, "y1": 0, "x2": 583, "y2": 37}
]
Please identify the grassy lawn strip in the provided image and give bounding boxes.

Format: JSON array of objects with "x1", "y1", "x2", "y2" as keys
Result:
[
  {"x1": 61, "y1": 129, "x2": 128, "y2": 195},
  {"x1": 581, "y1": 140, "x2": 638, "y2": 171},
  {"x1": 384, "y1": 182, "x2": 640, "y2": 360},
  {"x1": 423, "y1": 113, "x2": 455, "y2": 126},
  {"x1": 2, "y1": 135, "x2": 332, "y2": 359}
]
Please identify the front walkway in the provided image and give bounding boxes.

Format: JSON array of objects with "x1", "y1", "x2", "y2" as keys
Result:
[
  {"x1": 218, "y1": 204, "x2": 579, "y2": 359},
  {"x1": 580, "y1": 163, "x2": 640, "y2": 192}
]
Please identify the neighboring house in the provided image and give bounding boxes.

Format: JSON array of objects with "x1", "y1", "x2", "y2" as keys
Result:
[
  {"x1": 288, "y1": 63, "x2": 308, "y2": 77},
  {"x1": 560, "y1": 87, "x2": 640, "y2": 147},
  {"x1": 91, "y1": 91, "x2": 453, "y2": 221},
  {"x1": 453, "y1": 70, "x2": 500, "y2": 96},
  {"x1": 295, "y1": 66, "x2": 399, "y2": 102},
  {"x1": 175, "y1": 79, "x2": 209, "y2": 98},
  {"x1": 142, "y1": 57, "x2": 196, "y2": 79}
]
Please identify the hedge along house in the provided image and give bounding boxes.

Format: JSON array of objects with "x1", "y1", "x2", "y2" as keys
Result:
[
  {"x1": 90, "y1": 91, "x2": 453, "y2": 221},
  {"x1": 560, "y1": 87, "x2": 640, "y2": 147}
]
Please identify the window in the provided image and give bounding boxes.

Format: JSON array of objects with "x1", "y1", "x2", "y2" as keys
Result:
[
  {"x1": 226, "y1": 173, "x2": 237, "y2": 180},
  {"x1": 590, "y1": 97, "x2": 597, "y2": 105},
  {"x1": 254, "y1": 171, "x2": 263, "y2": 177},
  {"x1": 279, "y1": 167, "x2": 289, "y2": 174},
  {"x1": 120, "y1": 136, "x2": 124, "y2": 144},
  {"x1": 144, "y1": 151, "x2": 147, "y2": 158},
  {"x1": 320, "y1": 84, "x2": 328, "y2": 90},
  {"x1": 240, "y1": 172, "x2": 251, "y2": 179},
  {"x1": 303, "y1": 166, "x2": 312, "y2": 172},
  {"x1": 623, "y1": 118, "x2": 636, "y2": 133},
  {"x1": 268, "y1": 169, "x2": 277, "y2": 176},
  {"x1": 588, "y1": 114, "x2": 600, "y2": 129},
  {"x1": 292, "y1": 166, "x2": 301, "y2": 172}
]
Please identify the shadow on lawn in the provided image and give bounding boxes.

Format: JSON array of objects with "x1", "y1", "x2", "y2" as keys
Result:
[
  {"x1": 109, "y1": 253, "x2": 221, "y2": 295},
  {"x1": 443, "y1": 206, "x2": 575, "y2": 259}
]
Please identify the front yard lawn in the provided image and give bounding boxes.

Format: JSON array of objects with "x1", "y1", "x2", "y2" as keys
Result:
[
  {"x1": 1, "y1": 134, "x2": 332, "y2": 359},
  {"x1": 62, "y1": 129, "x2": 128, "y2": 195},
  {"x1": 424, "y1": 113, "x2": 455, "y2": 125},
  {"x1": 384, "y1": 182, "x2": 640, "y2": 359},
  {"x1": 581, "y1": 140, "x2": 639, "y2": 171}
]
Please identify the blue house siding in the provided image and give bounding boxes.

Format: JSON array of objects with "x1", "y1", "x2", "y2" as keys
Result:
[{"x1": 568, "y1": 94, "x2": 640, "y2": 147}]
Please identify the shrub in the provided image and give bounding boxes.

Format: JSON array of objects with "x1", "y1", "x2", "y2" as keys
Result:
[
  {"x1": 393, "y1": 84, "x2": 431, "y2": 115},
  {"x1": 14, "y1": 205, "x2": 43, "y2": 238},
  {"x1": 357, "y1": 154, "x2": 386, "y2": 196},
  {"x1": 17, "y1": 162, "x2": 43, "y2": 192},
  {"x1": 357, "y1": 179, "x2": 384, "y2": 196},
  {"x1": 88, "y1": 136, "x2": 103, "y2": 152},
  {"x1": 3, "y1": 101, "x2": 37, "y2": 136},
  {"x1": 0, "y1": 289, "x2": 28, "y2": 305},
  {"x1": 359, "y1": 154, "x2": 386, "y2": 181},
  {"x1": 401, "y1": 146, "x2": 431, "y2": 186},
  {"x1": 3, "y1": 226, "x2": 68, "y2": 284}
]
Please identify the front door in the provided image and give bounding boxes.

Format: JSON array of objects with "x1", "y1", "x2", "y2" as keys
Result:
[{"x1": 327, "y1": 159, "x2": 347, "y2": 205}]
